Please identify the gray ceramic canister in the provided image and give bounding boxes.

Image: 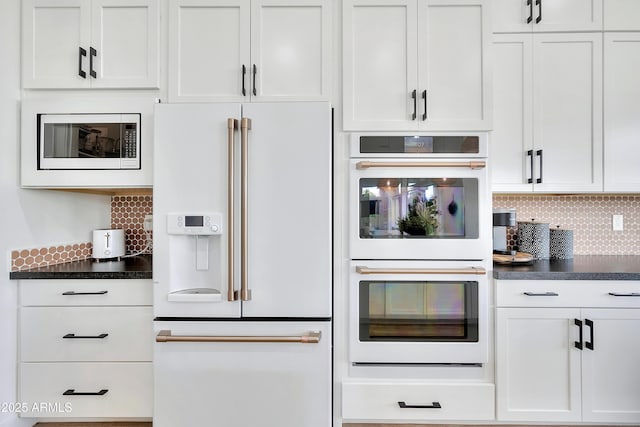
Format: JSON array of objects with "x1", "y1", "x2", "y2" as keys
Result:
[
  {"x1": 517, "y1": 219, "x2": 550, "y2": 259},
  {"x1": 550, "y1": 226, "x2": 574, "y2": 259}
]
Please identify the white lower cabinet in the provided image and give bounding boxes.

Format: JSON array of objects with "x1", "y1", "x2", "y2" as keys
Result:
[
  {"x1": 18, "y1": 279, "x2": 153, "y2": 420},
  {"x1": 342, "y1": 382, "x2": 495, "y2": 421},
  {"x1": 496, "y1": 280, "x2": 640, "y2": 423}
]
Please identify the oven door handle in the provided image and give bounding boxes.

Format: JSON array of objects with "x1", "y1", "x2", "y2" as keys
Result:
[
  {"x1": 356, "y1": 161, "x2": 486, "y2": 170},
  {"x1": 355, "y1": 266, "x2": 486, "y2": 275},
  {"x1": 156, "y1": 330, "x2": 321, "y2": 344}
]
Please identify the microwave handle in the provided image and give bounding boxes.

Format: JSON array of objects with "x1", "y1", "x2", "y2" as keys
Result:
[
  {"x1": 355, "y1": 266, "x2": 486, "y2": 275},
  {"x1": 356, "y1": 161, "x2": 486, "y2": 170}
]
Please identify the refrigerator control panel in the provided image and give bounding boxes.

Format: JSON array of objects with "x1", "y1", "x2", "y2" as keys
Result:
[{"x1": 167, "y1": 213, "x2": 223, "y2": 235}]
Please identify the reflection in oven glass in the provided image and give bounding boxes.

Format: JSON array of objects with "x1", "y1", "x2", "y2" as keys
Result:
[
  {"x1": 360, "y1": 281, "x2": 479, "y2": 342},
  {"x1": 359, "y1": 178, "x2": 478, "y2": 239}
]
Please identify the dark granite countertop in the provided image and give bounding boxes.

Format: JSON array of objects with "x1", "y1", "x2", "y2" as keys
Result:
[
  {"x1": 493, "y1": 255, "x2": 640, "y2": 280},
  {"x1": 9, "y1": 254, "x2": 152, "y2": 280}
]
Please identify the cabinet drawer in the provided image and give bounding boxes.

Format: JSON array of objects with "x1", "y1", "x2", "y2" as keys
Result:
[
  {"x1": 20, "y1": 279, "x2": 152, "y2": 306},
  {"x1": 21, "y1": 307, "x2": 152, "y2": 362},
  {"x1": 342, "y1": 382, "x2": 494, "y2": 421},
  {"x1": 496, "y1": 280, "x2": 640, "y2": 308},
  {"x1": 19, "y1": 362, "x2": 152, "y2": 418}
]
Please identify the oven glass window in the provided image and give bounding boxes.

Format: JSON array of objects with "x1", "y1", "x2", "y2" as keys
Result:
[
  {"x1": 359, "y1": 280, "x2": 479, "y2": 342},
  {"x1": 359, "y1": 177, "x2": 479, "y2": 239}
]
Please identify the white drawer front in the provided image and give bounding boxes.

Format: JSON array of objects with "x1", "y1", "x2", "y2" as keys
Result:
[
  {"x1": 19, "y1": 362, "x2": 152, "y2": 418},
  {"x1": 21, "y1": 307, "x2": 152, "y2": 362},
  {"x1": 496, "y1": 280, "x2": 640, "y2": 308},
  {"x1": 20, "y1": 279, "x2": 152, "y2": 306},
  {"x1": 342, "y1": 382, "x2": 495, "y2": 421}
]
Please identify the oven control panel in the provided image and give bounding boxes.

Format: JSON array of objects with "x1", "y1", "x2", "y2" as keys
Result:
[{"x1": 167, "y1": 213, "x2": 222, "y2": 235}]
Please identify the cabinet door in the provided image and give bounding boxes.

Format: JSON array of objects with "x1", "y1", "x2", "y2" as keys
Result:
[
  {"x1": 604, "y1": 33, "x2": 640, "y2": 192},
  {"x1": 532, "y1": 33, "x2": 603, "y2": 192},
  {"x1": 22, "y1": 0, "x2": 91, "y2": 88},
  {"x1": 491, "y1": 34, "x2": 534, "y2": 192},
  {"x1": 532, "y1": 0, "x2": 602, "y2": 32},
  {"x1": 604, "y1": 0, "x2": 640, "y2": 30},
  {"x1": 251, "y1": 0, "x2": 331, "y2": 101},
  {"x1": 343, "y1": 0, "x2": 418, "y2": 131},
  {"x1": 168, "y1": 0, "x2": 250, "y2": 102},
  {"x1": 492, "y1": 0, "x2": 534, "y2": 33},
  {"x1": 496, "y1": 308, "x2": 582, "y2": 422},
  {"x1": 417, "y1": 0, "x2": 491, "y2": 131},
  {"x1": 581, "y1": 309, "x2": 640, "y2": 423},
  {"x1": 90, "y1": 0, "x2": 159, "y2": 88}
]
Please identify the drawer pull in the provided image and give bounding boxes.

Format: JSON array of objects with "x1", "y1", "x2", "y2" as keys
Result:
[
  {"x1": 63, "y1": 389, "x2": 108, "y2": 396},
  {"x1": 608, "y1": 292, "x2": 640, "y2": 297},
  {"x1": 398, "y1": 401, "x2": 442, "y2": 409},
  {"x1": 523, "y1": 292, "x2": 558, "y2": 297},
  {"x1": 63, "y1": 333, "x2": 109, "y2": 339},
  {"x1": 62, "y1": 290, "x2": 108, "y2": 296},
  {"x1": 156, "y1": 329, "x2": 321, "y2": 344}
]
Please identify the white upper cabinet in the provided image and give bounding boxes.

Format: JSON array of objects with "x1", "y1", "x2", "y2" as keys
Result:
[
  {"x1": 22, "y1": 0, "x2": 159, "y2": 89},
  {"x1": 343, "y1": 0, "x2": 491, "y2": 131},
  {"x1": 493, "y1": 0, "x2": 603, "y2": 32},
  {"x1": 604, "y1": 33, "x2": 640, "y2": 192},
  {"x1": 491, "y1": 33, "x2": 603, "y2": 193},
  {"x1": 604, "y1": 0, "x2": 640, "y2": 30},
  {"x1": 168, "y1": 0, "x2": 332, "y2": 102}
]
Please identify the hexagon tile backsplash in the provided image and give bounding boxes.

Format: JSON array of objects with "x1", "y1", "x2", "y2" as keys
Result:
[
  {"x1": 494, "y1": 194, "x2": 640, "y2": 255},
  {"x1": 11, "y1": 194, "x2": 153, "y2": 271}
]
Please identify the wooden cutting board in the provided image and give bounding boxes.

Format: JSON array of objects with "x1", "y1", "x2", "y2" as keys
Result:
[{"x1": 493, "y1": 251, "x2": 534, "y2": 265}]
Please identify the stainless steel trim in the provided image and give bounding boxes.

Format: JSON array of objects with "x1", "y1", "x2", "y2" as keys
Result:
[
  {"x1": 227, "y1": 118, "x2": 238, "y2": 302},
  {"x1": 156, "y1": 330, "x2": 321, "y2": 344},
  {"x1": 355, "y1": 266, "x2": 487, "y2": 275},
  {"x1": 356, "y1": 161, "x2": 486, "y2": 170},
  {"x1": 239, "y1": 118, "x2": 252, "y2": 301}
]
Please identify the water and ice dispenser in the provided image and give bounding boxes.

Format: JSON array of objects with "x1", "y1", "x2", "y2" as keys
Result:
[{"x1": 165, "y1": 212, "x2": 224, "y2": 302}]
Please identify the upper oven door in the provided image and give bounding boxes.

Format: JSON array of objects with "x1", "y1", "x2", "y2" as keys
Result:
[
  {"x1": 349, "y1": 156, "x2": 490, "y2": 260},
  {"x1": 349, "y1": 260, "x2": 489, "y2": 364},
  {"x1": 38, "y1": 114, "x2": 140, "y2": 170}
]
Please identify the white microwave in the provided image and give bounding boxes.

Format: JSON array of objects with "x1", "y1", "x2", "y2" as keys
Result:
[{"x1": 37, "y1": 113, "x2": 141, "y2": 170}]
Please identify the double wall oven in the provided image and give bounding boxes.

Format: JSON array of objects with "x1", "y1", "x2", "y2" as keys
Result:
[{"x1": 349, "y1": 134, "x2": 491, "y2": 365}]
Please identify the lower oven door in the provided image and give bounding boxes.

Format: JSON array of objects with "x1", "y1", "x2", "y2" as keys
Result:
[{"x1": 350, "y1": 260, "x2": 489, "y2": 364}]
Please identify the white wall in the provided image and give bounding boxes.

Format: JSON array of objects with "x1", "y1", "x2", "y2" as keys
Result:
[{"x1": 0, "y1": 1, "x2": 111, "y2": 426}]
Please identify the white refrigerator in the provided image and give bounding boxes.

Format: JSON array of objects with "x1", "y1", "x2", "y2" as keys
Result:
[{"x1": 152, "y1": 102, "x2": 332, "y2": 427}]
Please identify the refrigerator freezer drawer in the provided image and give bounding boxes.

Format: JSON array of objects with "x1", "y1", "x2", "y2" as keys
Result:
[{"x1": 154, "y1": 320, "x2": 331, "y2": 427}]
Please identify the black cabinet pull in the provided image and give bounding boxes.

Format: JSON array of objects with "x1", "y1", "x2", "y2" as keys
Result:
[
  {"x1": 62, "y1": 290, "x2": 108, "y2": 296},
  {"x1": 398, "y1": 401, "x2": 442, "y2": 409},
  {"x1": 63, "y1": 389, "x2": 108, "y2": 396},
  {"x1": 526, "y1": 0, "x2": 533, "y2": 23},
  {"x1": 574, "y1": 318, "x2": 583, "y2": 350},
  {"x1": 63, "y1": 333, "x2": 108, "y2": 339},
  {"x1": 252, "y1": 64, "x2": 257, "y2": 96},
  {"x1": 242, "y1": 65, "x2": 247, "y2": 96},
  {"x1": 585, "y1": 318, "x2": 594, "y2": 350},
  {"x1": 608, "y1": 292, "x2": 640, "y2": 297},
  {"x1": 89, "y1": 47, "x2": 97, "y2": 78},
  {"x1": 78, "y1": 47, "x2": 87, "y2": 78},
  {"x1": 422, "y1": 90, "x2": 427, "y2": 121},
  {"x1": 527, "y1": 149, "x2": 534, "y2": 183},
  {"x1": 536, "y1": 0, "x2": 542, "y2": 24},
  {"x1": 411, "y1": 90, "x2": 417, "y2": 120},
  {"x1": 524, "y1": 291, "x2": 559, "y2": 296},
  {"x1": 536, "y1": 149, "x2": 543, "y2": 183}
]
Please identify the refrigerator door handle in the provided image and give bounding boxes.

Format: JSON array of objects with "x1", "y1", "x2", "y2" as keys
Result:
[
  {"x1": 156, "y1": 330, "x2": 322, "y2": 344},
  {"x1": 239, "y1": 118, "x2": 252, "y2": 302},
  {"x1": 227, "y1": 119, "x2": 239, "y2": 301}
]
